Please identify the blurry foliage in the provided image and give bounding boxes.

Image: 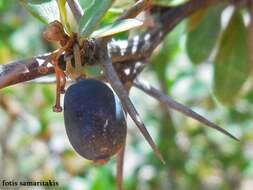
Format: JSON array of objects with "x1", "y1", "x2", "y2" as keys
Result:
[
  {"x1": 214, "y1": 10, "x2": 250, "y2": 105},
  {"x1": 186, "y1": 4, "x2": 223, "y2": 65},
  {"x1": 0, "y1": 1, "x2": 253, "y2": 190}
]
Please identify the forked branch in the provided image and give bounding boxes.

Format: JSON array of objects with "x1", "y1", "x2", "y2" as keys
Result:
[{"x1": 0, "y1": 0, "x2": 227, "y2": 89}]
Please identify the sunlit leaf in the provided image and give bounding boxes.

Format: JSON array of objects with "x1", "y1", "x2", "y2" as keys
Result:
[
  {"x1": 214, "y1": 11, "x2": 250, "y2": 105},
  {"x1": 57, "y1": 0, "x2": 71, "y2": 33},
  {"x1": 20, "y1": 0, "x2": 60, "y2": 24},
  {"x1": 186, "y1": 5, "x2": 223, "y2": 64},
  {"x1": 79, "y1": 0, "x2": 114, "y2": 37},
  {"x1": 154, "y1": 0, "x2": 189, "y2": 6},
  {"x1": 100, "y1": 8, "x2": 123, "y2": 26},
  {"x1": 91, "y1": 19, "x2": 143, "y2": 38}
]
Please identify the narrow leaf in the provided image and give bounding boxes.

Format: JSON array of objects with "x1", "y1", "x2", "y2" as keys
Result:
[
  {"x1": 91, "y1": 19, "x2": 143, "y2": 38},
  {"x1": 57, "y1": 0, "x2": 71, "y2": 33},
  {"x1": 79, "y1": 0, "x2": 114, "y2": 37},
  {"x1": 214, "y1": 11, "x2": 250, "y2": 105},
  {"x1": 186, "y1": 5, "x2": 223, "y2": 64},
  {"x1": 154, "y1": 0, "x2": 189, "y2": 6},
  {"x1": 20, "y1": 0, "x2": 60, "y2": 24}
]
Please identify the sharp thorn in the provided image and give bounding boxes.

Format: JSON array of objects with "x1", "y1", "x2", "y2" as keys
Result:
[
  {"x1": 99, "y1": 45, "x2": 165, "y2": 163},
  {"x1": 134, "y1": 80, "x2": 239, "y2": 142}
]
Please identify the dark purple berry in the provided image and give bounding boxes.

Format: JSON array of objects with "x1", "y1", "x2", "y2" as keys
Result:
[{"x1": 64, "y1": 79, "x2": 127, "y2": 163}]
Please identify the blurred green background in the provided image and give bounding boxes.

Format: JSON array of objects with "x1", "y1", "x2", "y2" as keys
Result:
[{"x1": 0, "y1": 0, "x2": 253, "y2": 190}]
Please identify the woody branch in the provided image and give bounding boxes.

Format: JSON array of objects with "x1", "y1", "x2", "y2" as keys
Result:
[{"x1": 0, "y1": 0, "x2": 224, "y2": 89}]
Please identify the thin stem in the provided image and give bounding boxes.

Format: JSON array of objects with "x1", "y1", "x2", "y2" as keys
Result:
[
  {"x1": 117, "y1": 0, "x2": 151, "y2": 21},
  {"x1": 117, "y1": 144, "x2": 125, "y2": 190},
  {"x1": 67, "y1": 0, "x2": 84, "y2": 23},
  {"x1": 133, "y1": 79, "x2": 239, "y2": 141}
]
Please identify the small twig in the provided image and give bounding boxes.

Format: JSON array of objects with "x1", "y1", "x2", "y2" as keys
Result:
[
  {"x1": 73, "y1": 43, "x2": 82, "y2": 76},
  {"x1": 117, "y1": 144, "x2": 125, "y2": 190},
  {"x1": 98, "y1": 40, "x2": 165, "y2": 164},
  {"x1": 117, "y1": 0, "x2": 151, "y2": 21},
  {"x1": 0, "y1": 55, "x2": 54, "y2": 89},
  {"x1": 133, "y1": 79, "x2": 239, "y2": 141},
  {"x1": 67, "y1": 0, "x2": 84, "y2": 23}
]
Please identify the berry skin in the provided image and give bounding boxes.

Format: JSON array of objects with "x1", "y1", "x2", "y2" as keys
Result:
[{"x1": 64, "y1": 79, "x2": 127, "y2": 163}]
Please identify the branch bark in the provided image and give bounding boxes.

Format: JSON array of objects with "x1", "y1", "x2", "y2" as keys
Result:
[{"x1": 0, "y1": 0, "x2": 226, "y2": 89}]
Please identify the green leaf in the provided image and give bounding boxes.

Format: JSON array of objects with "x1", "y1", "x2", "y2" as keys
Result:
[
  {"x1": 213, "y1": 11, "x2": 250, "y2": 105},
  {"x1": 79, "y1": 0, "x2": 114, "y2": 37},
  {"x1": 20, "y1": 0, "x2": 60, "y2": 24},
  {"x1": 79, "y1": 0, "x2": 93, "y2": 8},
  {"x1": 186, "y1": 5, "x2": 223, "y2": 64},
  {"x1": 57, "y1": 0, "x2": 71, "y2": 33},
  {"x1": 26, "y1": 0, "x2": 51, "y2": 3},
  {"x1": 187, "y1": 7, "x2": 207, "y2": 33},
  {"x1": 90, "y1": 19, "x2": 142, "y2": 38},
  {"x1": 100, "y1": 8, "x2": 124, "y2": 26}
]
